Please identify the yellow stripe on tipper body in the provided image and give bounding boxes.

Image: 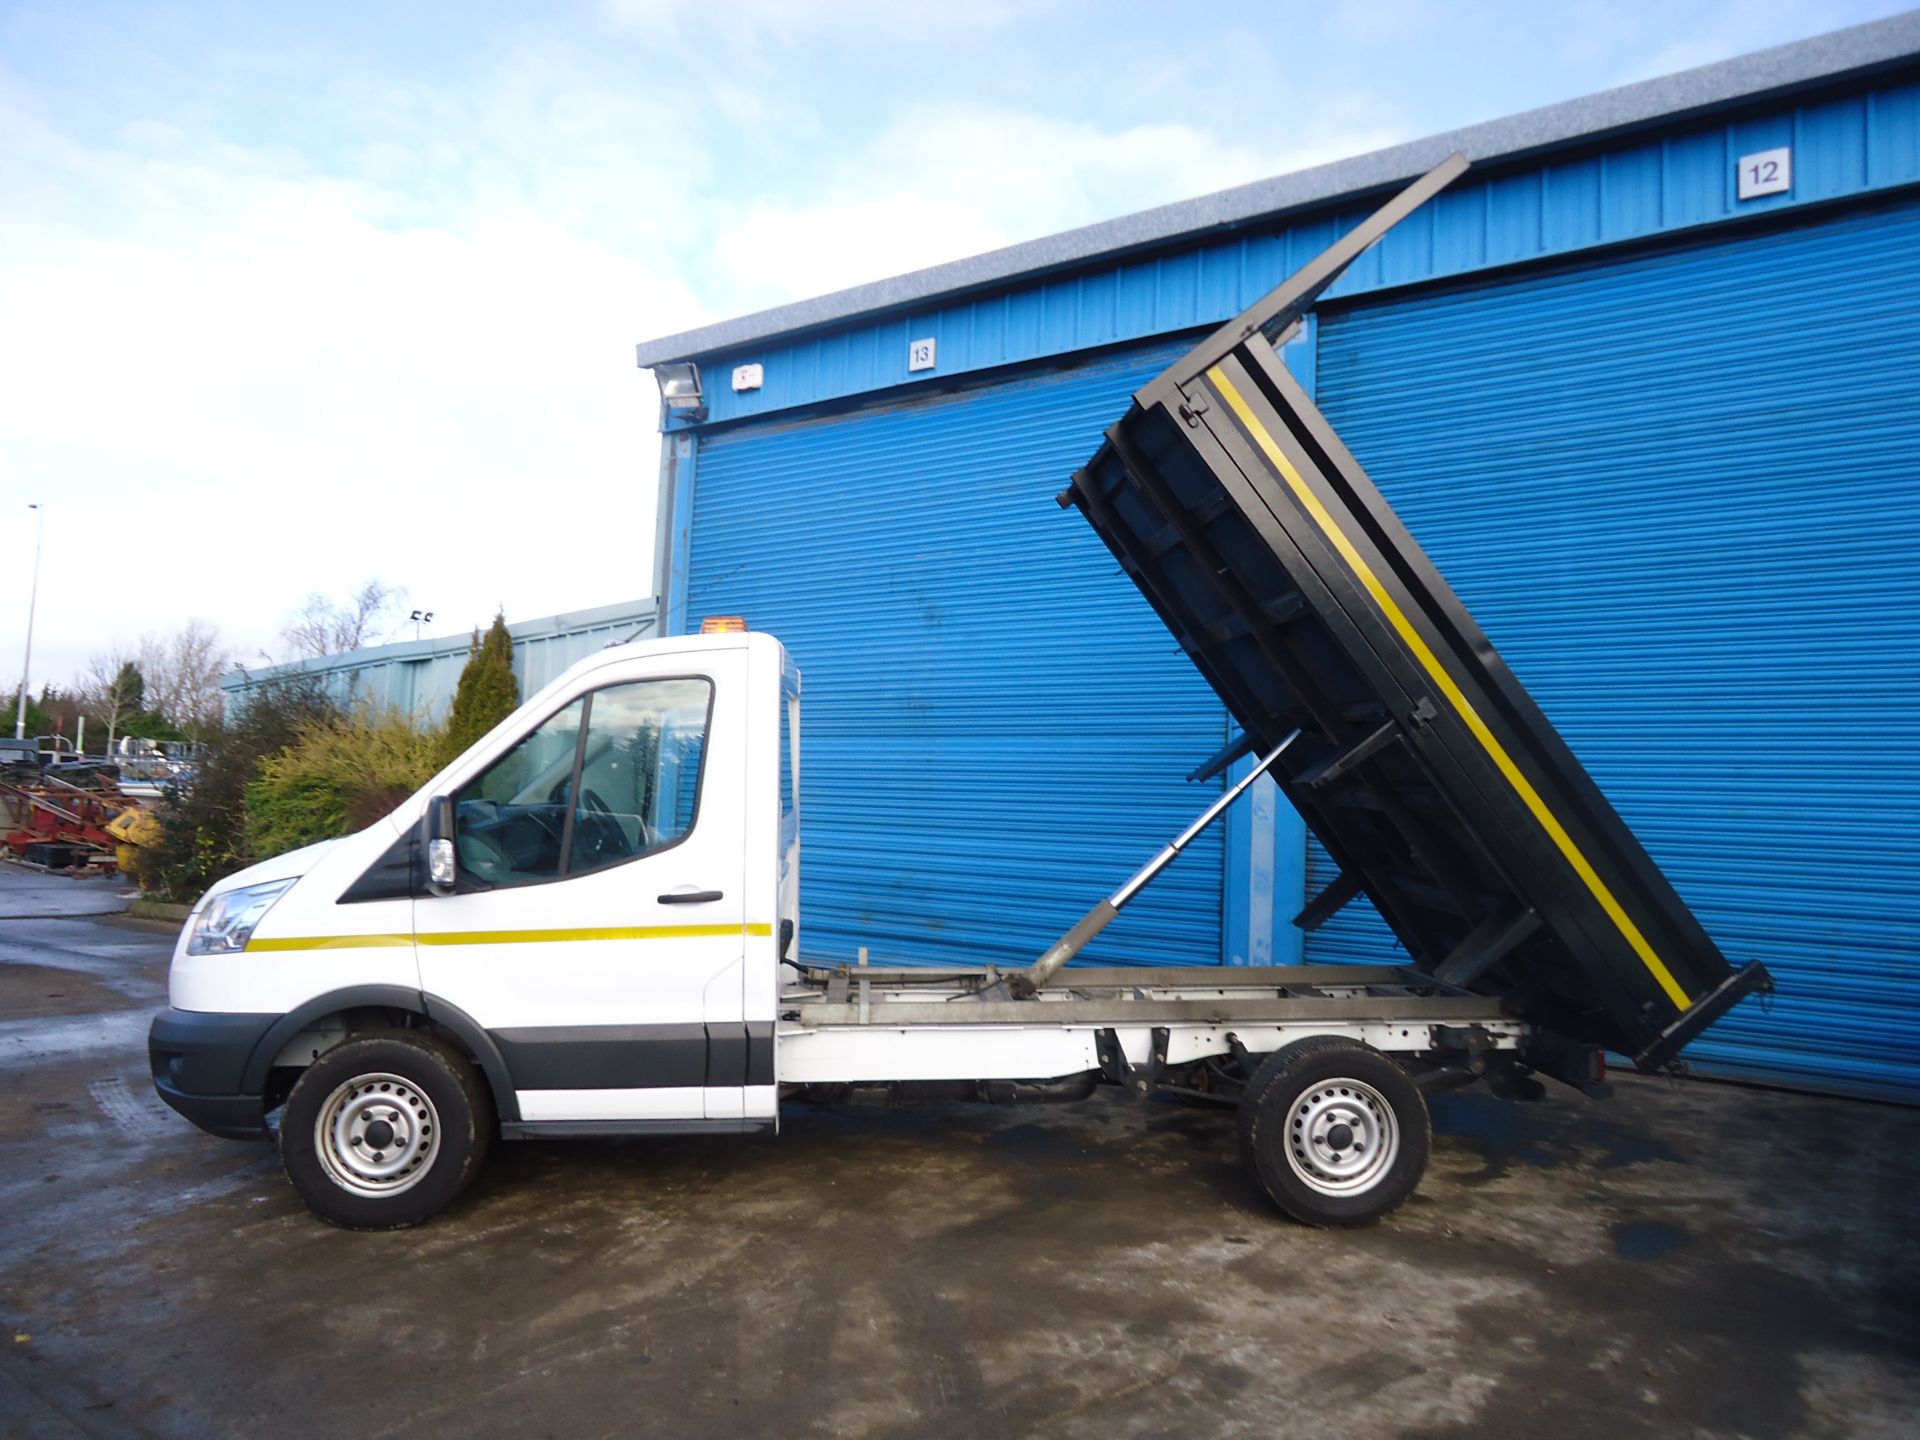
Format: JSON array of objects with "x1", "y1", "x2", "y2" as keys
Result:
[
  {"x1": 1205, "y1": 365, "x2": 1692, "y2": 1011},
  {"x1": 249, "y1": 922, "x2": 774, "y2": 953}
]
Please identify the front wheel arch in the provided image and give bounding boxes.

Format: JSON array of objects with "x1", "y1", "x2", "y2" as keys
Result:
[{"x1": 241, "y1": 985, "x2": 519, "y2": 1123}]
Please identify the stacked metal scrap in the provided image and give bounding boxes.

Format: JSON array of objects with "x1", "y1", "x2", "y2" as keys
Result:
[{"x1": 0, "y1": 770, "x2": 158, "y2": 875}]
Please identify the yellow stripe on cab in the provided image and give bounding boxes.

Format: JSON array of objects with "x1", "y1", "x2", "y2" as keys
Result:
[{"x1": 249, "y1": 922, "x2": 774, "y2": 953}]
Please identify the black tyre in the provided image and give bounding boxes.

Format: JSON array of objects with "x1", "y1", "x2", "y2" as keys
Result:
[
  {"x1": 1238, "y1": 1036, "x2": 1430, "y2": 1228},
  {"x1": 280, "y1": 1032, "x2": 492, "y2": 1229}
]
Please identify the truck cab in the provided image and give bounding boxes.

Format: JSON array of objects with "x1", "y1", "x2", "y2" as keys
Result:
[{"x1": 151, "y1": 631, "x2": 801, "y2": 1223}]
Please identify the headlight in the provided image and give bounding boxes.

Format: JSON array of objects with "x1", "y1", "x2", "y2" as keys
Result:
[{"x1": 186, "y1": 879, "x2": 297, "y2": 955}]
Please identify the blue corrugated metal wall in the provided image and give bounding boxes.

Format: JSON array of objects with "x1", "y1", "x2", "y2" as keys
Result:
[
  {"x1": 1308, "y1": 198, "x2": 1920, "y2": 1100},
  {"x1": 684, "y1": 343, "x2": 1236, "y2": 970}
]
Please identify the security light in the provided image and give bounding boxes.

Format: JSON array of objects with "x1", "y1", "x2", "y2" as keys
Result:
[{"x1": 654, "y1": 361, "x2": 706, "y2": 421}]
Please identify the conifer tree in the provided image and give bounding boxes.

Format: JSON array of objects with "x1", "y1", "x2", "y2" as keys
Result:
[{"x1": 438, "y1": 613, "x2": 520, "y2": 765}]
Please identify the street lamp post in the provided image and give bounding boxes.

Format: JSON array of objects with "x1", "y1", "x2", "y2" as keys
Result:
[{"x1": 14, "y1": 503, "x2": 43, "y2": 741}]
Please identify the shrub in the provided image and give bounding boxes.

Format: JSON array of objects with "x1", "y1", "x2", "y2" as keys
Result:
[
  {"x1": 137, "y1": 674, "x2": 339, "y2": 902},
  {"x1": 246, "y1": 706, "x2": 446, "y2": 859}
]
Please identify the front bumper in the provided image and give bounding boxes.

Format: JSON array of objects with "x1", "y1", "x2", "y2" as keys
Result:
[{"x1": 148, "y1": 1008, "x2": 281, "y2": 1141}]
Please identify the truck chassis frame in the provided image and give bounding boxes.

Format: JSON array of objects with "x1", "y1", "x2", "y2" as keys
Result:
[{"x1": 779, "y1": 962, "x2": 1526, "y2": 1092}]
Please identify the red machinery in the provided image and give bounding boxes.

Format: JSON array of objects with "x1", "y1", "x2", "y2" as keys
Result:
[{"x1": 0, "y1": 776, "x2": 130, "y2": 871}]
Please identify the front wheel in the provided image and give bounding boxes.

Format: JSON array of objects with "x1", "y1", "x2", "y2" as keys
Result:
[
  {"x1": 1238, "y1": 1036, "x2": 1430, "y2": 1227},
  {"x1": 280, "y1": 1032, "x2": 492, "y2": 1229}
]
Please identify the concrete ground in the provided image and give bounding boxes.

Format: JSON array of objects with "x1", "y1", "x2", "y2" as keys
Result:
[{"x1": 2, "y1": 865, "x2": 1916, "y2": 1440}]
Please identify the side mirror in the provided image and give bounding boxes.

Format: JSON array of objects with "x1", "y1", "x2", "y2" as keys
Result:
[{"x1": 424, "y1": 795, "x2": 457, "y2": 895}]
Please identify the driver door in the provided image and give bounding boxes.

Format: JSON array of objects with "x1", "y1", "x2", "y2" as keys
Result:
[{"x1": 416, "y1": 648, "x2": 749, "y2": 1124}]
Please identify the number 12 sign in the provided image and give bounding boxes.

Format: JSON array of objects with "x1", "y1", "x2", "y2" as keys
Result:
[{"x1": 1738, "y1": 147, "x2": 1792, "y2": 200}]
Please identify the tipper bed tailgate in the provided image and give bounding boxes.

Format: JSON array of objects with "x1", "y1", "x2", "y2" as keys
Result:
[{"x1": 1065, "y1": 155, "x2": 1771, "y2": 1070}]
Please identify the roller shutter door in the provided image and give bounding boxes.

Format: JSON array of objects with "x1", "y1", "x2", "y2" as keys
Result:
[
  {"x1": 1308, "y1": 199, "x2": 1920, "y2": 1100},
  {"x1": 685, "y1": 342, "x2": 1231, "y2": 970}
]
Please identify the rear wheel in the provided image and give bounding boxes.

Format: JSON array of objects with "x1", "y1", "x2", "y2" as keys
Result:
[
  {"x1": 280, "y1": 1032, "x2": 492, "y2": 1229},
  {"x1": 1238, "y1": 1036, "x2": 1429, "y2": 1227}
]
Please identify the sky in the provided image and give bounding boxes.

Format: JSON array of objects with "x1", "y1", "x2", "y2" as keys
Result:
[{"x1": 2, "y1": 0, "x2": 1910, "y2": 696}]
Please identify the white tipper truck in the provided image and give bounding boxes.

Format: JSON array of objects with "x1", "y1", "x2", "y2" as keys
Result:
[{"x1": 147, "y1": 158, "x2": 1768, "y2": 1230}]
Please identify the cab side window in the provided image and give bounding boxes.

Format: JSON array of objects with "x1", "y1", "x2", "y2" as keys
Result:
[
  {"x1": 568, "y1": 678, "x2": 712, "y2": 879},
  {"x1": 452, "y1": 678, "x2": 713, "y2": 887},
  {"x1": 453, "y1": 699, "x2": 583, "y2": 886}
]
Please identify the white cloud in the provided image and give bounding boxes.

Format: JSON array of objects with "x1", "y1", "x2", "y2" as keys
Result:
[
  {"x1": 1559, "y1": 0, "x2": 1906, "y2": 84},
  {"x1": 0, "y1": 69, "x2": 707, "y2": 691},
  {"x1": 1323, "y1": 0, "x2": 1450, "y2": 48},
  {"x1": 0, "y1": 11, "x2": 1415, "y2": 700},
  {"x1": 0, "y1": 55, "x2": 1411, "y2": 703},
  {"x1": 708, "y1": 104, "x2": 1405, "y2": 313},
  {"x1": 598, "y1": 0, "x2": 1040, "y2": 45}
]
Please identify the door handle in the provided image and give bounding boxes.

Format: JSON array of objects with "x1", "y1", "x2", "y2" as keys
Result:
[{"x1": 659, "y1": 889, "x2": 724, "y2": 905}]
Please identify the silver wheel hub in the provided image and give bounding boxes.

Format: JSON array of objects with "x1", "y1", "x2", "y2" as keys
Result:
[
  {"x1": 1285, "y1": 1077, "x2": 1399, "y2": 1197},
  {"x1": 314, "y1": 1073, "x2": 440, "y2": 1197}
]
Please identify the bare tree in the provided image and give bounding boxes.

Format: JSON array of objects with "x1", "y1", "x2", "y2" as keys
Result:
[
  {"x1": 77, "y1": 648, "x2": 145, "y2": 752},
  {"x1": 281, "y1": 580, "x2": 406, "y2": 660},
  {"x1": 140, "y1": 619, "x2": 232, "y2": 734}
]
